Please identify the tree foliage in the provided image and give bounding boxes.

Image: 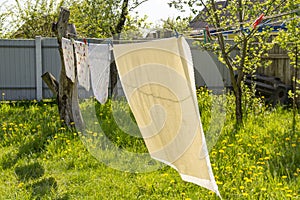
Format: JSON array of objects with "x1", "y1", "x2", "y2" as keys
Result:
[
  {"x1": 169, "y1": 0, "x2": 294, "y2": 124},
  {"x1": 161, "y1": 16, "x2": 193, "y2": 34},
  {"x1": 5, "y1": 0, "x2": 149, "y2": 39},
  {"x1": 275, "y1": 0, "x2": 300, "y2": 132},
  {"x1": 0, "y1": 2, "x2": 11, "y2": 38},
  {"x1": 7, "y1": 0, "x2": 71, "y2": 38},
  {"x1": 69, "y1": 0, "x2": 150, "y2": 39}
]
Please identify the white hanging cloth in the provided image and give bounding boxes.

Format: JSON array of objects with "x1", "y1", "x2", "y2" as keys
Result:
[
  {"x1": 88, "y1": 43, "x2": 111, "y2": 104},
  {"x1": 61, "y1": 37, "x2": 75, "y2": 82},
  {"x1": 74, "y1": 41, "x2": 90, "y2": 91},
  {"x1": 113, "y1": 37, "x2": 221, "y2": 197}
]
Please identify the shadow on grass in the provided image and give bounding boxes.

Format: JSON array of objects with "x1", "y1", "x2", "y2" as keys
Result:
[
  {"x1": 0, "y1": 151, "x2": 18, "y2": 170},
  {"x1": 17, "y1": 136, "x2": 48, "y2": 157},
  {"x1": 15, "y1": 162, "x2": 44, "y2": 181},
  {"x1": 26, "y1": 177, "x2": 59, "y2": 198}
]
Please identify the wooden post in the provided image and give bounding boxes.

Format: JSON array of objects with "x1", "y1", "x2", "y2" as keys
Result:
[
  {"x1": 42, "y1": 7, "x2": 84, "y2": 129},
  {"x1": 35, "y1": 36, "x2": 43, "y2": 101}
]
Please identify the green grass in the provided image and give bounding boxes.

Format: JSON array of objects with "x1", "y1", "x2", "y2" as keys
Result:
[{"x1": 0, "y1": 95, "x2": 299, "y2": 200}]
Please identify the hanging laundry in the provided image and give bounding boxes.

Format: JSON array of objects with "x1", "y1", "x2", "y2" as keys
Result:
[
  {"x1": 61, "y1": 37, "x2": 75, "y2": 82},
  {"x1": 88, "y1": 43, "x2": 111, "y2": 104},
  {"x1": 113, "y1": 37, "x2": 221, "y2": 197},
  {"x1": 74, "y1": 40, "x2": 90, "y2": 91}
]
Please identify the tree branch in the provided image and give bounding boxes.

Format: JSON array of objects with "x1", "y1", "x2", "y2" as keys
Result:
[
  {"x1": 129, "y1": 0, "x2": 148, "y2": 11},
  {"x1": 114, "y1": 0, "x2": 129, "y2": 35},
  {"x1": 41, "y1": 72, "x2": 59, "y2": 96}
]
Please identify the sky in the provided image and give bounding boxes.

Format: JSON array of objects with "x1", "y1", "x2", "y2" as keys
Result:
[{"x1": 133, "y1": 0, "x2": 193, "y2": 24}]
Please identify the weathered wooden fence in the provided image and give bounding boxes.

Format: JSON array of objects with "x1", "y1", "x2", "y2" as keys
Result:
[{"x1": 258, "y1": 44, "x2": 300, "y2": 86}]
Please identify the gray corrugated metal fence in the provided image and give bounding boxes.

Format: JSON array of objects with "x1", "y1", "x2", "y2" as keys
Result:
[{"x1": 0, "y1": 37, "x2": 61, "y2": 101}]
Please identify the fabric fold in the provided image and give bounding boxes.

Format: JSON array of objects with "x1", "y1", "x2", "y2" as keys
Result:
[
  {"x1": 74, "y1": 41, "x2": 90, "y2": 91},
  {"x1": 113, "y1": 37, "x2": 220, "y2": 197},
  {"x1": 61, "y1": 38, "x2": 75, "y2": 82},
  {"x1": 88, "y1": 43, "x2": 111, "y2": 104}
]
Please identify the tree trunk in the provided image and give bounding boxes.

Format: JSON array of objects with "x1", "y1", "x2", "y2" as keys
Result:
[
  {"x1": 42, "y1": 7, "x2": 83, "y2": 129},
  {"x1": 110, "y1": 0, "x2": 129, "y2": 97},
  {"x1": 234, "y1": 84, "x2": 243, "y2": 125}
]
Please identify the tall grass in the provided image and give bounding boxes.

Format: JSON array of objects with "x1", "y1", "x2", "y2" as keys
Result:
[{"x1": 0, "y1": 93, "x2": 299, "y2": 199}]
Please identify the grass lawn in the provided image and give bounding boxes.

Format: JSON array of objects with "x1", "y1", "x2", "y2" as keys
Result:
[{"x1": 0, "y1": 94, "x2": 299, "y2": 199}]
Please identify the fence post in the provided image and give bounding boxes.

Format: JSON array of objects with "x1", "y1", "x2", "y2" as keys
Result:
[{"x1": 35, "y1": 36, "x2": 43, "y2": 101}]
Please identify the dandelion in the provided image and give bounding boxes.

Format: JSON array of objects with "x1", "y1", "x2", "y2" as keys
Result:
[
  {"x1": 216, "y1": 181, "x2": 223, "y2": 185},
  {"x1": 261, "y1": 188, "x2": 267, "y2": 191},
  {"x1": 292, "y1": 144, "x2": 296, "y2": 147},
  {"x1": 264, "y1": 156, "x2": 270, "y2": 160},
  {"x1": 18, "y1": 182, "x2": 24, "y2": 188},
  {"x1": 170, "y1": 180, "x2": 175, "y2": 184},
  {"x1": 240, "y1": 186, "x2": 245, "y2": 190},
  {"x1": 293, "y1": 173, "x2": 298, "y2": 176},
  {"x1": 286, "y1": 194, "x2": 292, "y2": 198},
  {"x1": 246, "y1": 179, "x2": 252, "y2": 183},
  {"x1": 257, "y1": 166, "x2": 264, "y2": 170},
  {"x1": 242, "y1": 192, "x2": 248, "y2": 196},
  {"x1": 282, "y1": 176, "x2": 288, "y2": 179},
  {"x1": 218, "y1": 149, "x2": 225, "y2": 153},
  {"x1": 285, "y1": 137, "x2": 290, "y2": 141},
  {"x1": 221, "y1": 139, "x2": 227, "y2": 144}
]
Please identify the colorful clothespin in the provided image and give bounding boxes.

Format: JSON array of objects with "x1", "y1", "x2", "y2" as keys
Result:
[
  {"x1": 205, "y1": 25, "x2": 212, "y2": 41},
  {"x1": 83, "y1": 38, "x2": 87, "y2": 45},
  {"x1": 253, "y1": 13, "x2": 264, "y2": 29},
  {"x1": 203, "y1": 29, "x2": 207, "y2": 44}
]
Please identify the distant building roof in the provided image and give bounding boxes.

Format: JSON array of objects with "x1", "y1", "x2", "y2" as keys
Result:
[{"x1": 189, "y1": 0, "x2": 228, "y2": 30}]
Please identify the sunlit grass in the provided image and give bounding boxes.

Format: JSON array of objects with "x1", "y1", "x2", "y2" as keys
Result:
[{"x1": 0, "y1": 95, "x2": 299, "y2": 199}]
